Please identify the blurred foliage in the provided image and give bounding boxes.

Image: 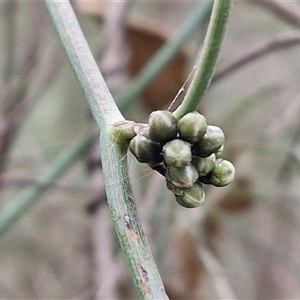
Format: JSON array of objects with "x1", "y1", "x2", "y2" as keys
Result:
[{"x1": 1, "y1": 1, "x2": 300, "y2": 299}]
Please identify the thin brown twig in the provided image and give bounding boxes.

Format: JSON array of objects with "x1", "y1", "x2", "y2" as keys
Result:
[{"x1": 214, "y1": 30, "x2": 300, "y2": 82}]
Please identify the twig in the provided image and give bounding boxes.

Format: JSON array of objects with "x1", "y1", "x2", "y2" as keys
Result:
[
  {"x1": 214, "y1": 30, "x2": 300, "y2": 82},
  {"x1": 44, "y1": 1, "x2": 168, "y2": 299},
  {"x1": 173, "y1": 0, "x2": 232, "y2": 119}
]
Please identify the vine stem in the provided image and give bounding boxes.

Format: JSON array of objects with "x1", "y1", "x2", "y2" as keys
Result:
[
  {"x1": 173, "y1": 0, "x2": 232, "y2": 120},
  {"x1": 44, "y1": 1, "x2": 168, "y2": 299}
]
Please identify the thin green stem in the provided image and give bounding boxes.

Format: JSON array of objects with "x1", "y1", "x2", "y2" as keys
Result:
[
  {"x1": 118, "y1": 1, "x2": 213, "y2": 111},
  {"x1": 45, "y1": 1, "x2": 124, "y2": 129},
  {"x1": 0, "y1": 134, "x2": 91, "y2": 236},
  {"x1": 100, "y1": 133, "x2": 169, "y2": 299},
  {"x1": 44, "y1": 1, "x2": 168, "y2": 299},
  {"x1": 173, "y1": 0, "x2": 232, "y2": 120}
]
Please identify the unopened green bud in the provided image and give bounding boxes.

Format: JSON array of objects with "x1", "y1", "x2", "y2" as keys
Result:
[
  {"x1": 177, "y1": 111, "x2": 207, "y2": 143},
  {"x1": 148, "y1": 110, "x2": 177, "y2": 142},
  {"x1": 193, "y1": 125, "x2": 225, "y2": 157},
  {"x1": 192, "y1": 154, "x2": 216, "y2": 177},
  {"x1": 129, "y1": 132, "x2": 160, "y2": 163},
  {"x1": 166, "y1": 164, "x2": 198, "y2": 189},
  {"x1": 175, "y1": 182, "x2": 205, "y2": 208},
  {"x1": 208, "y1": 159, "x2": 235, "y2": 187},
  {"x1": 163, "y1": 139, "x2": 192, "y2": 167}
]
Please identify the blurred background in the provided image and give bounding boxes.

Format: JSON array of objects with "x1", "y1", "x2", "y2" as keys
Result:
[{"x1": 1, "y1": 1, "x2": 300, "y2": 299}]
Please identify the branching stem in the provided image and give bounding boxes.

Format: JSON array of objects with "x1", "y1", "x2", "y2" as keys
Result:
[{"x1": 44, "y1": 1, "x2": 168, "y2": 299}]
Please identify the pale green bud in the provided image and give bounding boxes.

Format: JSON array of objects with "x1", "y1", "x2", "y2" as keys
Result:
[
  {"x1": 129, "y1": 132, "x2": 160, "y2": 163},
  {"x1": 192, "y1": 154, "x2": 216, "y2": 177},
  {"x1": 208, "y1": 159, "x2": 235, "y2": 187},
  {"x1": 177, "y1": 112, "x2": 207, "y2": 143},
  {"x1": 165, "y1": 164, "x2": 198, "y2": 189},
  {"x1": 148, "y1": 110, "x2": 177, "y2": 142},
  {"x1": 193, "y1": 125, "x2": 225, "y2": 157},
  {"x1": 175, "y1": 182, "x2": 205, "y2": 208},
  {"x1": 162, "y1": 139, "x2": 192, "y2": 167}
]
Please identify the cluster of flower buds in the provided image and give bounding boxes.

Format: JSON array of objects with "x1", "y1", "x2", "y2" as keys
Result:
[{"x1": 129, "y1": 110, "x2": 235, "y2": 208}]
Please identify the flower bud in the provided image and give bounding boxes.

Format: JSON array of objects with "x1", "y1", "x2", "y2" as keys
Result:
[
  {"x1": 208, "y1": 158, "x2": 235, "y2": 187},
  {"x1": 148, "y1": 110, "x2": 177, "y2": 142},
  {"x1": 177, "y1": 112, "x2": 207, "y2": 143},
  {"x1": 192, "y1": 154, "x2": 216, "y2": 177},
  {"x1": 162, "y1": 139, "x2": 192, "y2": 167},
  {"x1": 166, "y1": 164, "x2": 198, "y2": 189},
  {"x1": 175, "y1": 182, "x2": 205, "y2": 208},
  {"x1": 129, "y1": 132, "x2": 160, "y2": 163},
  {"x1": 192, "y1": 125, "x2": 225, "y2": 157}
]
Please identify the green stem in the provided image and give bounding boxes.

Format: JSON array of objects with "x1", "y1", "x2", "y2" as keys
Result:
[
  {"x1": 100, "y1": 133, "x2": 169, "y2": 299},
  {"x1": 44, "y1": 1, "x2": 168, "y2": 299},
  {"x1": 118, "y1": 1, "x2": 213, "y2": 111},
  {"x1": 173, "y1": 0, "x2": 232, "y2": 120},
  {"x1": 0, "y1": 134, "x2": 91, "y2": 236},
  {"x1": 45, "y1": 1, "x2": 124, "y2": 129}
]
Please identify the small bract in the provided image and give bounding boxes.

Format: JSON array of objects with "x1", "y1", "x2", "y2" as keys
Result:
[
  {"x1": 165, "y1": 164, "x2": 198, "y2": 189},
  {"x1": 208, "y1": 158, "x2": 235, "y2": 187},
  {"x1": 129, "y1": 132, "x2": 160, "y2": 163},
  {"x1": 175, "y1": 182, "x2": 205, "y2": 208},
  {"x1": 148, "y1": 110, "x2": 177, "y2": 142},
  {"x1": 163, "y1": 139, "x2": 192, "y2": 167},
  {"x1": 177, "y1": 111, "x2": 207, "y2": 143}
]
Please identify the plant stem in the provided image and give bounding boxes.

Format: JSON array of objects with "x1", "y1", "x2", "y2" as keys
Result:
[
  {"x1": 173, "y1": 0, "x2": 232, "y2": 120},
  {"x1": 100, "y1": 133, "x2": 169, "y2": 299},
  {"x1": 118, "y1": 1, "x2": 213, "y2": 112},
  {"x1": 45, "y1": 1, "x2": 124, "y2": 129},
  {"x1": 0, "y1": 134, "x2": 91, "y2": 236},
  {"x1": 44, "y1": 1, "x2": 168, "y2": 298}
]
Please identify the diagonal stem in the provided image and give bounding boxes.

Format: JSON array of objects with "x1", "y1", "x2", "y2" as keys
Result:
[
  {"x1": 173, "y1": 0, "x2": 232, "y2": 120},
  {"x1": 44, "y1": 1, "x2": 168, "y2": 299}
]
